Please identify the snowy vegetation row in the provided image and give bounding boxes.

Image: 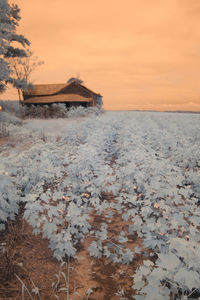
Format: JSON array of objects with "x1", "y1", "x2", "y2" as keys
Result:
[
  {"x1": 0, "y1": 110, "x2": 200, "y2": 299},
  {"x1": 114, "y1": 113, "x2": 200, "y2": 299}
]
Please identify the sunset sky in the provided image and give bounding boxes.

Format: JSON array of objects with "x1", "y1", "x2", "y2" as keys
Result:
[{"x1": 2, "y1": 0, "x2": 200, "y2": 111}]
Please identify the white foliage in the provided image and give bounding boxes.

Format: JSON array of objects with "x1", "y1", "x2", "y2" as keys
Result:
[
  {"x1": 0, "y1": 0, "x2": 30, "y2": 92},
  {"x1": 0, "y1": 111, "x2": 200, "y2": 299}
]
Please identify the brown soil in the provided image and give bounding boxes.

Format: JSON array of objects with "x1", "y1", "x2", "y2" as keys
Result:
[{"x1": 0, "y1": 137, "x2": 10, "y2": 146}]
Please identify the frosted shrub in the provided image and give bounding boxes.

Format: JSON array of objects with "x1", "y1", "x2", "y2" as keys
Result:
[
  {"x1": 0, "y1": 111, "x2": 22, "y2": 125},
  {"x1": 0, "y1": 174, "x2": 20, "y2": 230},
  {"x1": 86, "y1": 106, "x2": 104, "y2": 116},
  {"x1": 51, "y1": 103, "x2": 68, "y2": 118},
  {"x1": 0, "y1": 101, "x2": 104, "y2": 119},
  {"x1": 24, "y1": 103, "x2": 67, "y2": 118},
  {"x1": 0, "y1": 122, "x2": 9, "y2": 137},
  {"x1": 23, "y1": 104, "x2": 103, "y2": 119},
  {"x1": 0, "y1": 111, "x2": 23, "y2": 137},
  {"x1": 0, "y1": 100, "x2": 25, "y2": 118},
  {"x1": 27, "y1": 105, "x2": 40, "y2": 118},
  {"x1": 66, "y1": 106, "x2": 104, "y2": 118},
  {"x1": 66, "y1": 106, "x2": 86, "y2": 118}
]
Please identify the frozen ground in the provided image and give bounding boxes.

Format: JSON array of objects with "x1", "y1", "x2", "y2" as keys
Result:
[{"x1": 0, "y1": 111, "x2": 200, "y2": 299}]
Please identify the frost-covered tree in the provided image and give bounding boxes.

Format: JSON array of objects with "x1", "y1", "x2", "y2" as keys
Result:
[
  {"x1": 0, "y1": 0, "x2": 30, "y2": 93},
  {"x1": 8, "y1": 49, "x2": 44, "y2": 100}
]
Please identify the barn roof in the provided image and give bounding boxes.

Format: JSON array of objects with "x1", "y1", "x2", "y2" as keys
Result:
[
  {"x1": 23, "y1": 84, "x2": 66, "y2": 96},
  {"x1": 23, "y1": 81, "x2": 102, "y2": 97}
]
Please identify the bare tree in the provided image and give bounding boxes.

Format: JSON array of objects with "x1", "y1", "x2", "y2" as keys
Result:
[{"x1": 8, "y1": 49, "x2": 44, "y2": 101}]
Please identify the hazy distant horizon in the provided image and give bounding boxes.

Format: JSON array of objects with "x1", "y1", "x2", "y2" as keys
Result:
[{"x1": 1, "y1": 98, "x2": 200, "y2": 112}]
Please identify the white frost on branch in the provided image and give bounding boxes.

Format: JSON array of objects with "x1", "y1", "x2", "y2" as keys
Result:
[{"x1": 0, "y1": 0, "x2": 30, "y2": 93}]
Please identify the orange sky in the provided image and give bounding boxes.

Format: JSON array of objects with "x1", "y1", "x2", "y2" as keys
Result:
[{"x1": 2, "y1": 0, "x2": 200, "y2": 111}]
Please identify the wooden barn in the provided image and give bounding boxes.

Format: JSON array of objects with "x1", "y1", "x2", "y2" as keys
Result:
[{"x1": 22, "y1": 78, "x2": 103, "y2": 107}]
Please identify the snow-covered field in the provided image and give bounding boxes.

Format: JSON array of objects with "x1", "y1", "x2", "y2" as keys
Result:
[{"x1": 1, "y1": 111, "x2": 200, "y2": 299}]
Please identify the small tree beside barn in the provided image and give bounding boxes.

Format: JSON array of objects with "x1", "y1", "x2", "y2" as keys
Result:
[{"x1": 22, "y1": 78, "x2": 103, "y2": 108}]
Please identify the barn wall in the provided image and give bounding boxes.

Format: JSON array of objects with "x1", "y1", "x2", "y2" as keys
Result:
[{"x1": 23, "y1": 94, "x2": 93, "y2": 104}]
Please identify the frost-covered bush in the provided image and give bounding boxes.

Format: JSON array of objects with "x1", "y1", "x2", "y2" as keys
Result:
[
  {"x1": 0, "y1": 101, "x2": 104, "y2": 119},
  {"x1": 0, "y1": 109, "x2": 23, "y2": 137},
  {"x1": 65, "y1": 106, "x2": 86, "y2": 118},
  {"x1": 0, "y1": 111, "x2": 22, "y2": 125},
  {"x1": 66, "y1": 106, "x2": 104, "y2": 118},
  {"x1": 24, "y1": 104, "x2": 67, "y2": 119},
  {"x1": 0, "y1": 174, "x2": 20, "y2": 230},
  {"x1": 87, "y1": 106, "x2": 104, "y2": 115},
  {"x1": 0, "y1": 100, "x2": 25, "y2": 118},
  {"x1": 51, "y1": 103, "x2": 68, "y2": 118},
  {"x1": 23, "y1": 104, "x2": 103, "y2": 119},
  {"x1": 0, "y1": 122, "x2": 9, "y2": 137},
  {"x1": 25, "y1": 103, "x2": 68, "y2": 119}
]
